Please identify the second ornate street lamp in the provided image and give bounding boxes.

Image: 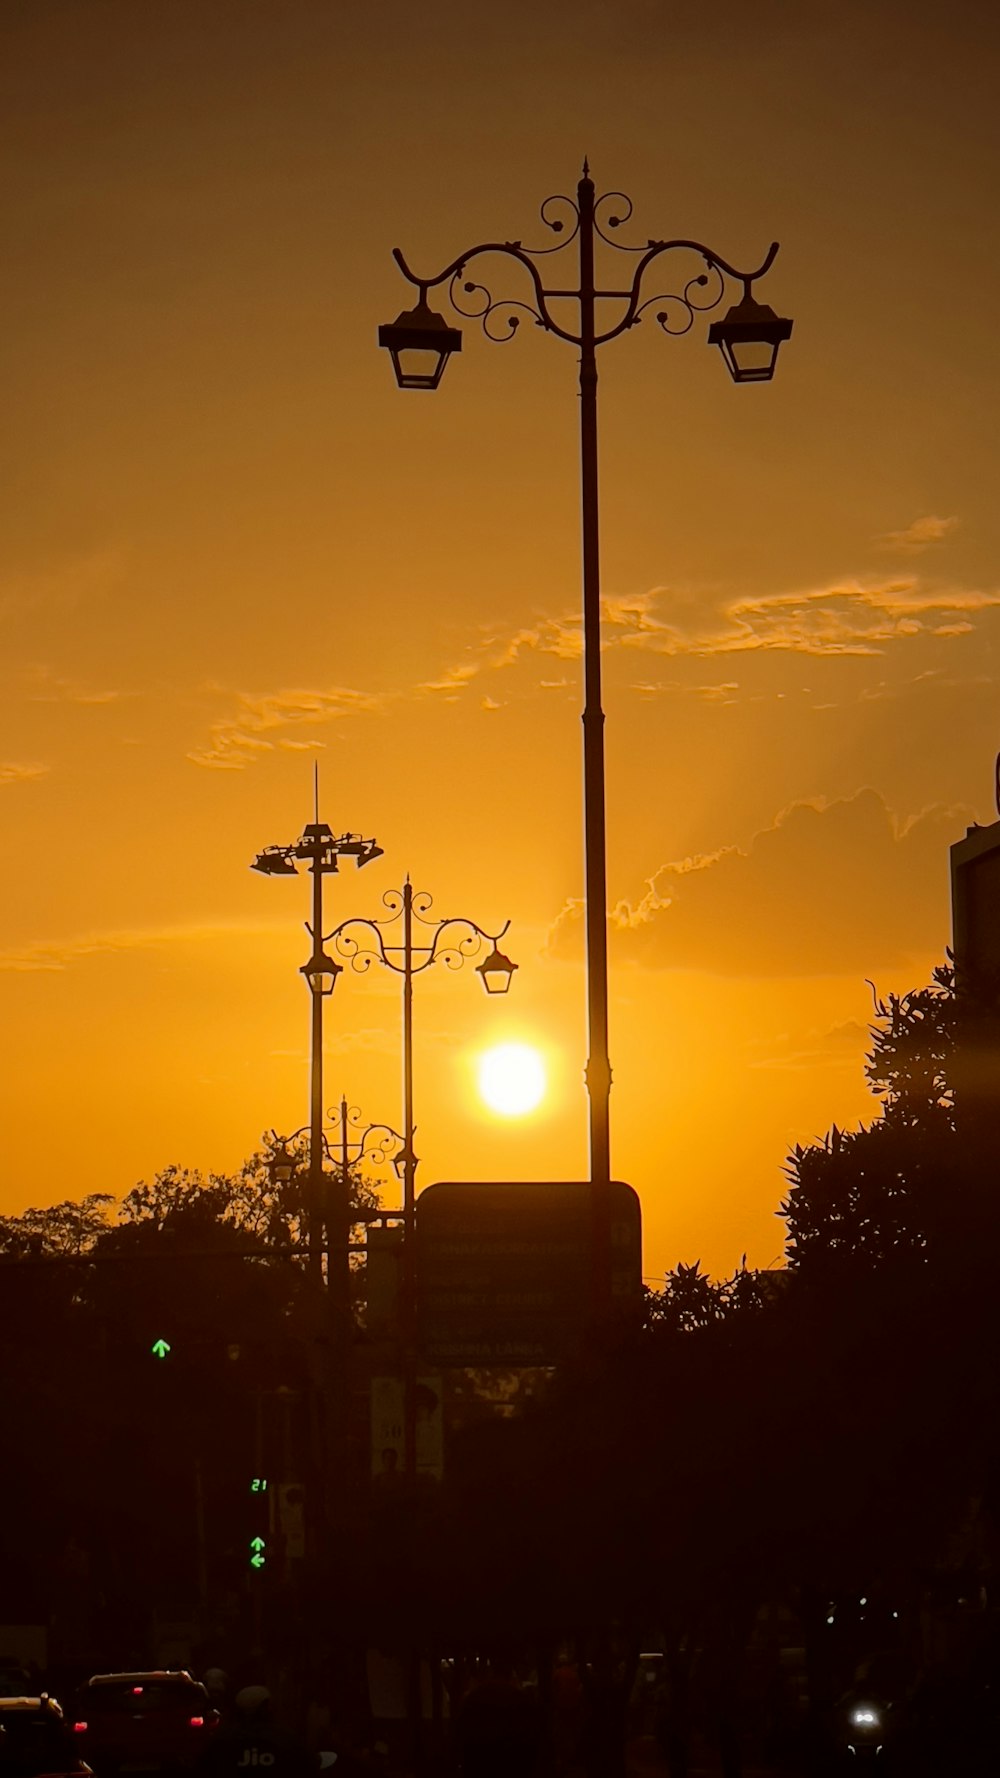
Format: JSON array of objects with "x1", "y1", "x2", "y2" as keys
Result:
[
  {"x1": 325, "y1": 878, "x2": 516, "y2": 1487},
  {"x1": 379, "y1": 162, "x2": 793, "y2": 1318},
  {"x1": 324, "y1": 878, "x2": 514, "y2": 1770}
]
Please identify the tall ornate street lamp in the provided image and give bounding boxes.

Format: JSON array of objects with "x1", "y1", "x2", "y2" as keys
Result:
[
  {"x1": 379, "y1": 162, "x2": 793, "y2": 1317},
  {"x1": 326, "y1": 878, "x2": 516, "y2": 1484}
]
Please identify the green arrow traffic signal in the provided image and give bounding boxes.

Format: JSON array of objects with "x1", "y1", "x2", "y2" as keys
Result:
[
  {"x1": 250, "y1": 1536, "x2": 266, "y2": 1552},
  {"x1": 250, "y1": 1552, "x2": 266, "y2": 1569},
  {"x1": 151, "y1": 1338, "x2": 171, "y2": 1360}
]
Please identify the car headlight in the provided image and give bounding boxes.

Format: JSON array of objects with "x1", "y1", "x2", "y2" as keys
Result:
[{"x1": 850, "y1": 1706, "x2": 881, "y2": 1728}]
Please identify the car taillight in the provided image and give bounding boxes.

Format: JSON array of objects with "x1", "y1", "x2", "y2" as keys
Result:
[
  {"x1": 189, "y1": 1717, "x2": 204, "y2": 1728},
  {"x1": 73, "y1": 1723, "x2": 88, "y2": 1733}
]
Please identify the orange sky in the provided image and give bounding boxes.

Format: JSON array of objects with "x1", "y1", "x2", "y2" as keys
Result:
[{"x1": 3, "y1": 0, "x2": 999, "y2": 1278}]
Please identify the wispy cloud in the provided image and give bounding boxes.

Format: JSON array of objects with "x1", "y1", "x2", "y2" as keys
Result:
[
  {"x1": 186, "y1": 565, "x2": 999, "y2": 771},
  {"x1": 600, "y1": 590, "x2": 663, "y2": 634},
  {"x1": 407, "y1": 572, "x2": 1000, "y2": 707},
  {"x1": 697, "y1": 682, "x2": 740, "y2": 701},
  {"x1": 493, "y1": 614, "x2": 582, "y2": 665},
  {"x1": 416, "y1": 663, "x2": 480, "y2": 699},
  {"x1": 0, "y1": 547, "x2": 126, "y2": 620},
  {"x1": 614, "y1": 576, "x2": 1000, "y2": 659},
  {"x1": 419, "y1": 613, "x2": 584, "y2": 703},
  {"x1": 188, "y1": 686, "x2": 384, "y2": 770},
  {"x1": 748, "y1": 1019, "x2": 868, "y2": 1071},
  {"x1": 0, "y1": 761, "x2": 49, "y2": 786},
  {"x1": 0, "y1": 917, "x2": 280, "y2": 973},
  {"x1": 879, "y1": 514, "x2": 958, "y2": 553},
  {"x1": 546, "y1": 790, "x2": 967, "y2": 977},
  {"x1": 22, "y1": 666, "x2": 133, "y2": 705},
  {"x1": 631, "y1": 678, "x2": 741, "y2": 702}
]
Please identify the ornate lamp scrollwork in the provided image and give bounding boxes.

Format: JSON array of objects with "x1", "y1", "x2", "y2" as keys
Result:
[
  {"x1": 327, "y1": 882, "x2": 514, "y2": 992},
  {"x1": 632, "y1": 260, "x2": 726, "y2": 339},
  {"x1": 326, "y1": 1099, "x2": 405, "y2": 1175},
  {"x1": 379, "y1": 168, "x2": 793, "y2": 379},
  {"x1": 449, "y1": 265, "x2": 544, "y2": 343}
]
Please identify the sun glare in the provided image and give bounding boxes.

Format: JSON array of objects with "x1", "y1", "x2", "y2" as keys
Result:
[{"x1": 478, "y1": 1043, "x2": 546, "y2": 1117}]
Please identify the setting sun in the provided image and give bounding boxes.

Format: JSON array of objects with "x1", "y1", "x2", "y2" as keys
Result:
[{"x1": 478, "y1": 1043, "x2": 547, "y2": 1117}]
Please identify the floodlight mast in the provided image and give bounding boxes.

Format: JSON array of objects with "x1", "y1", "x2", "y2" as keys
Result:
[{"x1": 251, "y1": 821, "x2": 384, "y2": 1278}]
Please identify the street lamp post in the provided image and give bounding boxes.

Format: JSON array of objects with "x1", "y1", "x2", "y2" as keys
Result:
[
  {"x1": 325, "y1": 878, "x2": 514, "y2": 1767},
  {"x1": 326, "y1": 878, "x2": 516, "y2": 1486},
  {"x1": 265, "y1": 1101, "x2": 405, "y2": 1325},
  {"x1": 379, "y1": 163, "x2": 793, "y2": 1318},
  {"x1": 325, "y1": 1094, "x2": 407, "y2": 1347},
  {"x1": 265, "y1": 1102, "x2": 405, "y2": 1559}
]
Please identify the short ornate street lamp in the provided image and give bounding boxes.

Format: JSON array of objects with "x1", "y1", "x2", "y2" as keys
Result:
[
  {"x1": 264, "y1": 1102, "x2": 404, "y2": 1565},
  {"x1": 264, "y1": 1099, "x2": 405, "y2": 1298},
  {"x1": 379, "y1": 162, "x2": 792, "y2": 1317}
]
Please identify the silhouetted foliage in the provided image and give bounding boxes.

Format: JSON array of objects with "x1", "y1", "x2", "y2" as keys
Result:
[
  {"x1": 644, "y1": 1255, "x2": 773, "y2": 1332},
  {"x1": 865, "y1": 962, "x2": 958, "y2": 1128},
  {"x1": 0, "y1": 1147, "x2": 385, "y2": 1648},
  {"x1": 0, "y1": 1191, "x2": 114, "y2": 1257},
  {"x1": 779, "y1": 962, "x2": 963, "y2": 1273}
]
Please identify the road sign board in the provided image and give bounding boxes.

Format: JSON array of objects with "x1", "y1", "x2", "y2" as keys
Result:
[{"x1": 416, "y1": 1180, "x2": 642, "y2": 1366}]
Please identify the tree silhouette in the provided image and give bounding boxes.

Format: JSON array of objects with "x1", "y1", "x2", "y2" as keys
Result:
[
  {"x1": 0, "y1": 1191, "x2": 114, "y2": 1258},
  {"x1": 780, "y1": 962, "x2": 961, "y2": 1274},
  {"x1": 0, "y1": 1146, "x2": 386, "y2": 1656},
  {"x1": 645, "y1": 1256, "x2": 773, "y2": 1332},
  {"x1": 865, "y1": 963, "x2": 957, "y2": 1129}
]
